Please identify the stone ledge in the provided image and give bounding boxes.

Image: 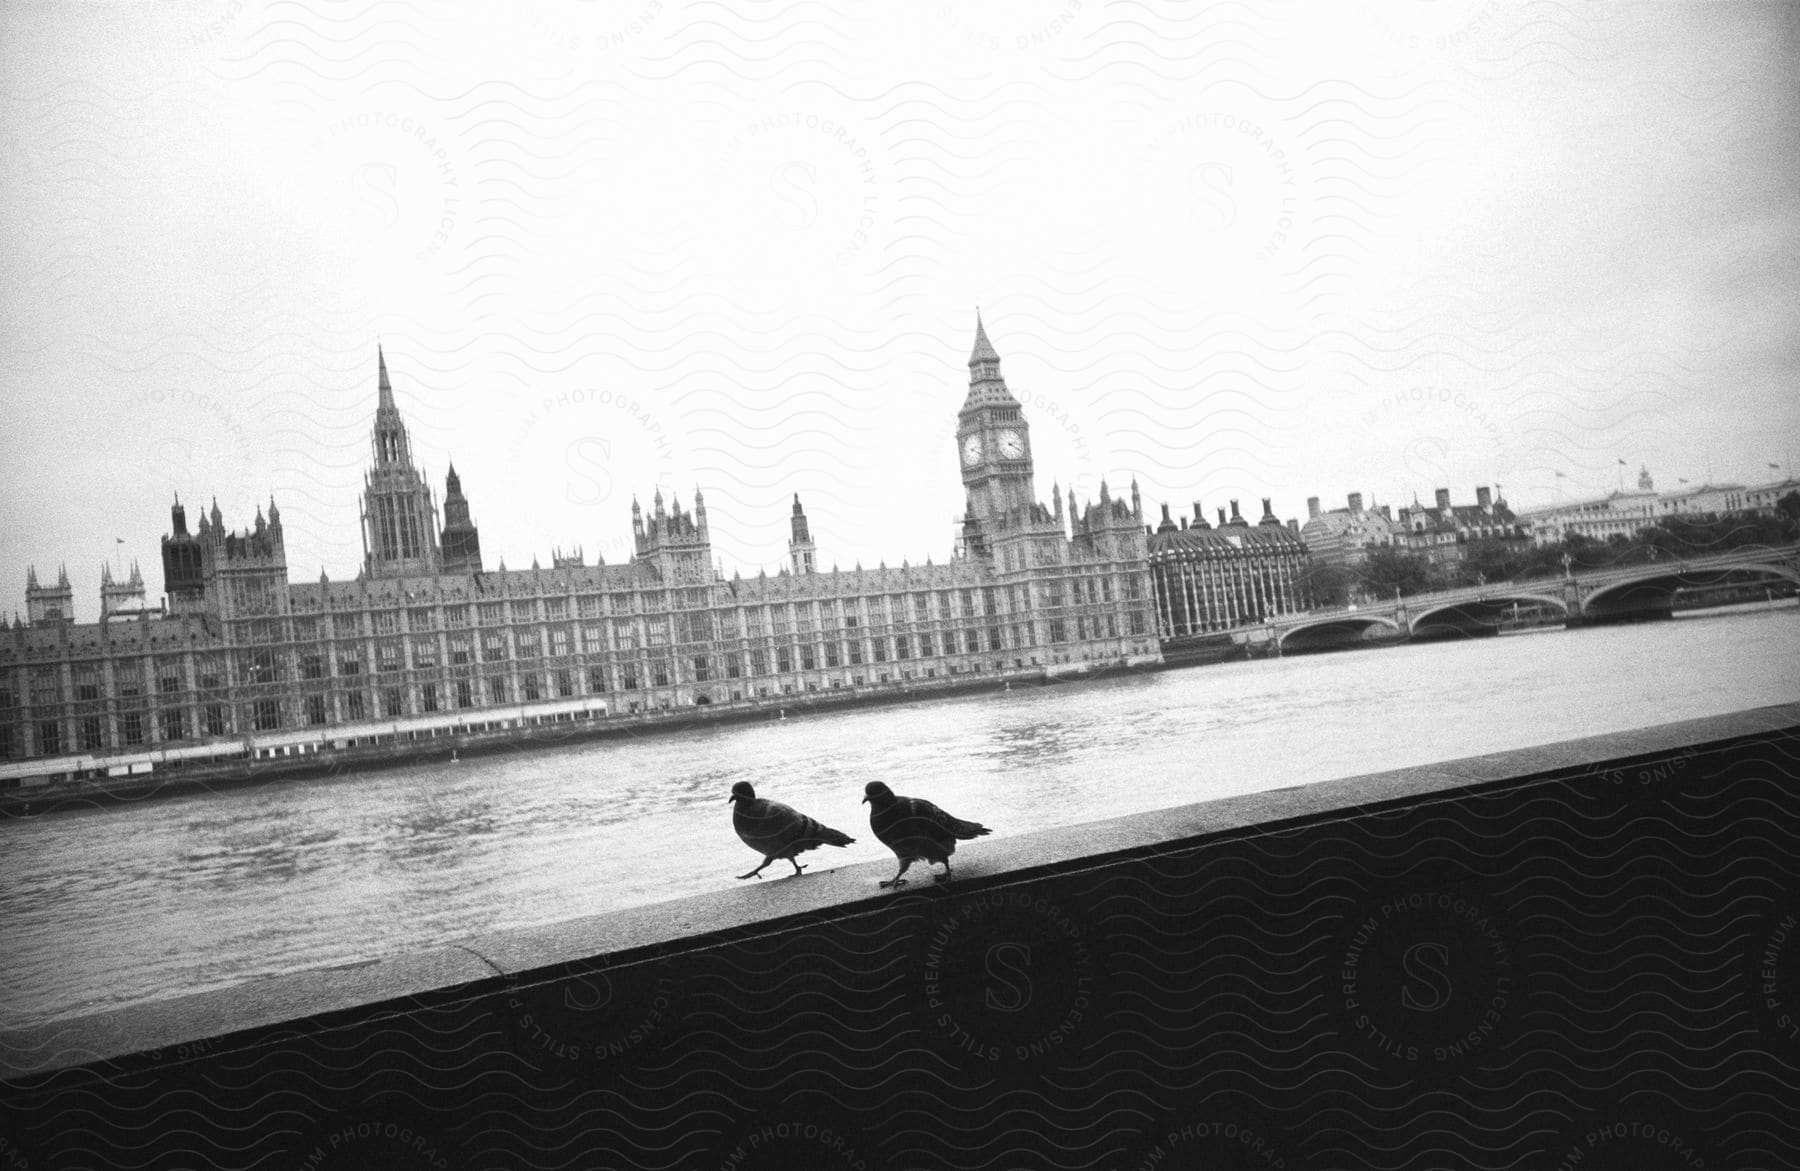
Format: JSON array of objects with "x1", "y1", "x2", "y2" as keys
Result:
[{"x1": 4, "y1": 700, "x2": 1795, "y2": 1081}]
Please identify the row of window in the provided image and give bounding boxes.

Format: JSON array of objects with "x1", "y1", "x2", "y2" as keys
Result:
[
  {"x1": 5, "y1": 598, "x2": 1153, "y2": 705},
  {"x1": 0, "y1": 615, "x2": 1153, "y2": 757},
  {"x1": 5, "y1": 612, "x2": 1155, "y2": 712},
  {"x1": 265, "y1": 576, "x2": 1147, "y2": 637}
]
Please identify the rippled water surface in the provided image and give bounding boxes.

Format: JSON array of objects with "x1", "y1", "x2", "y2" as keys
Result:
[{"x1": 3, "y1": 603, "x2": 1797, "y2": 1025}]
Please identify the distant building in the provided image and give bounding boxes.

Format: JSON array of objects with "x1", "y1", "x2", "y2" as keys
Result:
[
  {"x1": 1393, "y1": 486, "x2": 1530, "y2": 567},
  {"x1": 1520, "y1": 466, "x2": 1799, "y2": 544},
  {"x1": 1300, "y1": 492, "x2": 1396, "y2": 568},
  {"x1": 1147, "y1": 498, "x2": 1312, "y2": 634},
  {"x1": 1742, "y1": 476, "x2": 1800, "y2": 516},
  {"x1": 1, "y1": 324, "x2": 1161, "y2": 772},
  {"x1": 1660, "y1": 475, "x2": 1800, "y2": 520},
  {"x1": 1518, "y1": 467, "x2": 1661, "y2": 546}
]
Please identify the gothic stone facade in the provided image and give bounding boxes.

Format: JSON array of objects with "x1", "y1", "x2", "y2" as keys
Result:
[
  {"x1": 0, "y1": 325, "x2": 1160, "y2": 772},
  {"x1": 1147, "y1": 499, "x2": 1314, "y2": 634}
]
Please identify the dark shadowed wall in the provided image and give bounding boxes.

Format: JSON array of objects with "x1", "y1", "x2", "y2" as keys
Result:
[{"x1": 2, "y1": 706, "x2": 1797, "y2": 1170}]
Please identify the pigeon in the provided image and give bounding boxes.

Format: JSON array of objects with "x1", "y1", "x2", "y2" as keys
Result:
[
  {"x1": 728, "y1": 781, "x2": 855, "y2": 880},
  {"x1": 862, "y1": 780, "x2": 992, "y2": 888}
]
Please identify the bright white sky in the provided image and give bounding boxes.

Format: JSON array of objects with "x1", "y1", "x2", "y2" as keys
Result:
[{"x1": 2, "y1": 0, "x2": 1797, "y2": 619}]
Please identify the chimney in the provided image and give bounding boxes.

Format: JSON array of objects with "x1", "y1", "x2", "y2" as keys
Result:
[
  {"x1": 1476, "y1": 485, "x2": 1492, "y2": 512},
  {"x1": 1435, "y1": 487, "x2": 1452, "y2": 512},
  {"x1": 1229, "y1": 499, "x2": 1243, "y2": 524},
  {"x1": 1217, "y1": 507, "x2": 1228, "y2": 526},
  {"x1": 1307, "y1": 496, "x2": 1321, "y2": 519},
  {"x1": 1287, "y1": 518, "x2": 1300, "y2": 535},
  {"x1": 1347, "y1": 492, "x2": 1363, "y2": 513}
]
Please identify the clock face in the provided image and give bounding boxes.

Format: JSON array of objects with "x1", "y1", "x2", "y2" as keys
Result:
[
  {"x1": 997, "y1": 429, "x2": 1026, "y2": 459},
  {"x1": 960, "y1": 433, "x2": 984, "y2": 467}
]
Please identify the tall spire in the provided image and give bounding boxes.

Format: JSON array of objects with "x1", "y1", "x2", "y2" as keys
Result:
[
  {"x1": 962, "y1": 309, "x2": 1015, "y2": 411},
  {"x1": 969, "y1": 309, "x2": 1000, "y2": 368},
  {"x1": 370, "y1": 345, "x2": 413, "y2": 469},
  {"x1": 361, "y1": 344, "x2": 441, "y2": 576},
  {"x1": 378, "y1": 343, "x2": 394, "y2": 410}
]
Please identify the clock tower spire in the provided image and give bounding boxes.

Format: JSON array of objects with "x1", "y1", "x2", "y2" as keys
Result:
[{"x1": 955, "y1": 311, "x2": 1036, "y2": 533}]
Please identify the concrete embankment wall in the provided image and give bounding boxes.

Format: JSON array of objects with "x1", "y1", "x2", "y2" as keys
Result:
[{"x1": 3, "y1": 704, "x2": 1797, "y2": 1169}]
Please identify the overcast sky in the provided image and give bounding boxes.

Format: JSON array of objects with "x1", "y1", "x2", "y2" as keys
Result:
[{"x1": 2, "y1": 0, "x2": 1796, "y2": 619}]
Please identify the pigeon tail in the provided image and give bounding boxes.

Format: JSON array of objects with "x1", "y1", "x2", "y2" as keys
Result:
[
  {"x1": 943, "y1": 816, "x2": 991, "y2": 840},
  {"x1": 814, "y1": 823, "x2": 856, "y2": 848}
]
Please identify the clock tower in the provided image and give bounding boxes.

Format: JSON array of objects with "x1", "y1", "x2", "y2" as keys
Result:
[{"x1": 956, "y1": 313, "x2": 1037, "y2": 532}]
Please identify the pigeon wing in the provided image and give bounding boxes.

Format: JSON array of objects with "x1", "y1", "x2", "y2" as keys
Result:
[
  {"x1": 739, "y1": 799, "x2": 854, "y2": 857},
  {"x1": 735, "y1": 798, "x2": 805, "y2": 856},
  {"x1": 911, "y1": 796, "x2": 992, "y2": 840}
]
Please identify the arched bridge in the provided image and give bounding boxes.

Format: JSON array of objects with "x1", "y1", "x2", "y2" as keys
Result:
[{"x1": 1263, "y1": 544, "x2": 1800, "y2": 653}]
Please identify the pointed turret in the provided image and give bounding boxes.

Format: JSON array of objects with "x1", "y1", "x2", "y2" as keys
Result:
[
  {"x1": 378, "y1": 343, "x2": 395, "y2": 409},
  {"x1": 361, "y1": 345, "x2": 442, "y2": 577},
  {"x1": 789, "y1": 493, "x2": 817, "y2": 575},
  {"x1": 969, "y1": 310, "x2": 1000, "y2": 368},
  {"x1": 26, "y1": 562, "x2": 74, "y2": 625},
  {"x1": 163, "y1": 493, "x2": 205, "y2": 612},
  {"x1": 440, "y1": 459, "x2": 483, "y2": 574},
  {"x1": 960, "y1": 309, "x2": 1018, "y2": 411}
]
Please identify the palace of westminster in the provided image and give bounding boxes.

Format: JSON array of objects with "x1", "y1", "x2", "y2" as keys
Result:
[{"x1": 1, "y1": 321, "x2": 1329, "y2": 771}]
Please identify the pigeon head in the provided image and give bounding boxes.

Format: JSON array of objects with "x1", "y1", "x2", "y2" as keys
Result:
[
  {"x1": 862, "y1": 780, "x2": 895, "y2": 805},
  {"x1": 728, "y1": 781, "x2": 756, "y2": 804}
]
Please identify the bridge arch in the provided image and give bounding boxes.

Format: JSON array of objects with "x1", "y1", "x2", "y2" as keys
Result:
[
  {"x1": 1275, "y1": 614, "x2": 1402, "y2": 653},
  {"x1": 1408, "y1": 592, "x2": 1570, "y2": 637},
  {"x1": 1582, "y1": 561, "x2": 1800, "y2": 611}
]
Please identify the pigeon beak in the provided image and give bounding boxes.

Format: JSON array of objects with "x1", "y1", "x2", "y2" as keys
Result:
[
  {"x1": 861, "y1": 795, "x2": 868, "y2": 804},
  {"x1": 726, "y1": 795, "x2": 736, "y2": 804}
]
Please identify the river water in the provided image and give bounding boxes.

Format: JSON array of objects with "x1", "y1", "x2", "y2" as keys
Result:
[{"x1": 2, "y1": 602, "x2": 1797, "y2": 1027}]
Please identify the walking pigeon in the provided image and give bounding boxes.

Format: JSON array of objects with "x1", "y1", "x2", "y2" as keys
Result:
[
  {"x1": 862, "y1": 780, "x2": 991, "y2": 888},
  {"x1": 728, "y1": 781, "x2": 855, "y2": 880}
]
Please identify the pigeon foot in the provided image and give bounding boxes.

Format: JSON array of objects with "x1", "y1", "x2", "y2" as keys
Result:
[
  {"x1": 879, "y1": 878, "x2": 909, "y2": 889},
  {"x1": 933, "y1": 872, "x2": 953, "y2": 884},
  {"x1": 736, "y1": 870, "x2": 765, "y2": 880}
]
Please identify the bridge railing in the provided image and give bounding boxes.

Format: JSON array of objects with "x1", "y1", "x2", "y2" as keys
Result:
[{"x1": 1264, "y1": 543, "x2": 1800, "y2": 631}]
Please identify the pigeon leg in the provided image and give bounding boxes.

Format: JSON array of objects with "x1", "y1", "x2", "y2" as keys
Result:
[
  {"x1": 879, "y1": 858, "x2": 913, "y2": 889},
  {"x1": 788, "y1": 857, "x2": 807, "y2": 877},
  {"x1": 737, "y1": 856, "x2": 774, "y2": 881},
  {"x1": 933, "y1": 860, "x2": 953, "y2": 884}
]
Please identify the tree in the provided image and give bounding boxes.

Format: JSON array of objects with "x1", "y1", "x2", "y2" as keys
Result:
[
  {"x1": 1456, "y1": 538, "x2": 1527, "y2": 586},
  {"x1": 1357, "y1": 545, "x2": 1433, "y2": 598},
  {"x1": 1298, "y1": 561, "x2": 1354, "y2": 608}
]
